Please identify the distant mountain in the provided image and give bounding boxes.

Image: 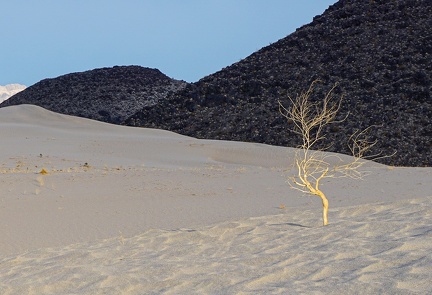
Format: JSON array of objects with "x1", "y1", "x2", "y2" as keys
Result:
[
  {"x1": 0, "y1": 84, "x2": 26, "y2": 103},
  {"x1": 125, "y1": 0, "x2": 432, "y2": 166},
  {"x1": 1, "y1": 0, "x2": 431, "y2": 167},
  {"x1": 0, "y1": 66, "x2": 188, "y2": 124}
]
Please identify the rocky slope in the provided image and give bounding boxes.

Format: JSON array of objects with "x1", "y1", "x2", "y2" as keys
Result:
[
  {"x1": 0, "y1": 84, "x2": 26, "y2": 103},
  {"x1": 2, "y1": 0, "x2": 431, "y2": 166},
  {"x1": 125, "y1": 0, "x2": 432, "y2": 166},
  {"x1": 0, "y1": 66, "x2": 187, "y2": 124}
]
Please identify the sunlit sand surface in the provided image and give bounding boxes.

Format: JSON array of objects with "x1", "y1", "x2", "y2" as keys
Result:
[{"x1": 1, "y1": 105, "x2": 431, "y2": 294}]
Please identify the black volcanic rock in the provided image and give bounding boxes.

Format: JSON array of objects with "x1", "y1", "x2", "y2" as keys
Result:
[
  {"x1": 0, "y1": 66, "x2": 188, "y2": 124},
  {"x1": 125, "y1": 0, "x2": 432, "y2": 166}
]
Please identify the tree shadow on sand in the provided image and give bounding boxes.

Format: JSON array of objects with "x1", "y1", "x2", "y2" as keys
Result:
[{"x1": 269, "y1": 222, "x2": 311, "y2": 228}]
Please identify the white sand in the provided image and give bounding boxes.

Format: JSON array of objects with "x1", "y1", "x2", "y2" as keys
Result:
[{"x1": 1, "y1": 104, "x2": 431, "y2": 294}]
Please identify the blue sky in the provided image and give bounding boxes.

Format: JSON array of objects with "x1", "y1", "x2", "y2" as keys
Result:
[{"x1": 1, "y1": 0, "x2": 337, "y2": 86}]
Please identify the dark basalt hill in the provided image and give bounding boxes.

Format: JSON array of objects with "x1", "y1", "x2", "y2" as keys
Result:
[
  {"x1": 125, "y1": 0, "x2": 432, "y2": 166},
  {"x1": 0, "y1": 66, "x2": 188, "y2": 124}
]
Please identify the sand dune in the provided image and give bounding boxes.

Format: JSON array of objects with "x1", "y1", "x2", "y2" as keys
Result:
[{"x1": 1, "y1": 105, "x2": 431, "y2": 294}]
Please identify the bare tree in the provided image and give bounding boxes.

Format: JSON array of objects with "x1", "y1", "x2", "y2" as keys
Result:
[{"x1": 279, "y1": 80, "x2": 383, "y2": 226}]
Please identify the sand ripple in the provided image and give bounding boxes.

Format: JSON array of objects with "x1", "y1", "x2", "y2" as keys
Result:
[{"x1": 1, "y1": 197, "x2": 431, "y2": 294}]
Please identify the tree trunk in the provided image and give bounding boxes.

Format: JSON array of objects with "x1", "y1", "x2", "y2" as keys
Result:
[{"x1": 317, "y1": 191, "x2": 329, "y2": 226}]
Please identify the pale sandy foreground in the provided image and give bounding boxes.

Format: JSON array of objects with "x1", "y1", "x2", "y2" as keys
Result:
[{"x1": 1, "y1": 105, "x2": 431, "y2": 294}]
